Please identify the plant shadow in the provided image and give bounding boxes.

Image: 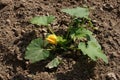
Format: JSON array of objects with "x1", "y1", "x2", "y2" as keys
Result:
[
  {"x1": 1, "y1": 29, "x2": 96, "y2": 80},
  {"x1": 55, "y1": 53, "x2": 96, "y2": 80},
  {"x1": 1, "y1": 31, "x2": 38, "y2": 78}
]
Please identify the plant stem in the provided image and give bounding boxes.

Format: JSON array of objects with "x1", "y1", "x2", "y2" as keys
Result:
[
  {"x1": 88, "y1": 19, "x2": 93, "y2": 28},
  {"x1": 66, "y1": 19, "x2": 74, "y2": 39},
  {"x1": 46, "y1": 47, "x2": 80, "y2": 51},
  {"x1": 48, "y1": 26, "x2": 55, "y2": 34}
]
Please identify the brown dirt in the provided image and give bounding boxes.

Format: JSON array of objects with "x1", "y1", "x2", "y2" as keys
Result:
[{"x1": 0, "y1": 0, "x2": 120, "y2": 80}]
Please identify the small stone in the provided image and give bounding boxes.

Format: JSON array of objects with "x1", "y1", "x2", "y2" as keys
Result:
[
  {"x1": 27, "y1": 74, "x2": 33, "y2": 78},
  {"x1": 109, "y1": 20, "x2": 117, "y2": 27},
  {"x1": 106, "y1": 72, "x2": 117, "y2": 80},
  {"x1": 100, "y1": 7, "x2": 104, "y2": 11},
  {"x1": 103, "y1": 4, "x2": 114, "y2": 11},
  {"x1": 111, "y1": 61, "x2": 116, "y2": 66},
  {"x1": 94, "y1": 27, "x2": 99, "y2": 30},
  {"x1": 103, "y1": 22, "x2": 109, "y2": 28},
  {"x1": 110, "y1": 52, "x2": 120, "y2": 58},
  {"x1": 6, "y1": 19, "x2": 11, "y2": 24},
  {"x1": 116, "y1": 74, "x2": 120, "y2": 80},
  {"x1": 21, "y1": 30, "x2": 26, "y2": 35},
  {"x1": 25, "y1": 61, "x2": 30, "y2": 65},
  {"x1": 43, "y1": 32, "x2": 47, "y2": 37},
  {"x1": 41, "y1": 28, "x2": 47, "y2": 32}
]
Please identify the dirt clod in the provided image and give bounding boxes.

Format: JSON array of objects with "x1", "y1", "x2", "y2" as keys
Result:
[{"x1": 106, "y1": 72, "x2": 117, "y2": 80}]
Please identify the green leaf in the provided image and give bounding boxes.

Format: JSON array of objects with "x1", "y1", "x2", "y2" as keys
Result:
[
  {"x1": 70, "y1": 27, "x2": 92, "y2": 41},
  {"x1": 30, "y1": 15, "x2": 55, "y2": 26},
  {"x1": 57, "y1": 36, "x2": 67, "y2": 45},
  {"x1": 78, "y1": 35, "x2": 108, "y2": 63},
  {"x1": 46, "y1": 57, "x2": 61, "y2": 69},
  {"x1": 25, "y1": 38, "x2": 50, "y2": 63},
  {"x1": 62, "y1": 7, "x2": 89, "y2": 18}
]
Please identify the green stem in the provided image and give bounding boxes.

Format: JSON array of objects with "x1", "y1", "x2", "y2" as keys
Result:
[
  {"x1": 66, "y1": 26, "x2": 71, "y2": 39},
  {"x1": 66, "y1": 19, "x2": 74, "y2": 39},
  {"x1": 48, "y1": 26, "x2": 55, "y2": 34},
  {"x1": 88, "y1": 19, "x2": 93, "y2": 28},
  {"x1": 46, "y1": 47, "x2": 80, "y2": 51}
]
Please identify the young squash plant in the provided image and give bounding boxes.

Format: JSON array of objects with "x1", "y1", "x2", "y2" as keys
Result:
[{"x1": 25, "y1": 7, "x2": 108, "y2": 69}]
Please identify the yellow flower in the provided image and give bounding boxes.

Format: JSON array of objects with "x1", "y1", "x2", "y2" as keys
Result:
[{"x1": 46, "y1": 34, "x2": 57, "y2": 45}]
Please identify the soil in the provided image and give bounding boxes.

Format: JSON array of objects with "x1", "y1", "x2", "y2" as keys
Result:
[{"x1": 0, "y1": 0, "x2": 120, "y2": 80}]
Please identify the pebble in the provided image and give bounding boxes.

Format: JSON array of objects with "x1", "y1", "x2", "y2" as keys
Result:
[
  {"x1": 27, "y1": 74, "x2": 33, "y2": 78},
  {"x1": 106, "y1": 72, "x2": 117, "y2": 80},
  {"x1": 116, "y1": 74, "x2": 120, "y2": 80},
  {"x1": 103, "y1": 4, "x2": 114, "y2": 11},
  {"x1": 109, "y1": 52, "x2": 120, "y2": 58},
  {"x1": 6, "y1": 19, "x2": 11, "y2": 25},
  {"x1": 21, "y1": 30, "x2": 26, "y2": 35},
  {"x1": 109, "y1": 20, "x2": 117, "y2": 27}
]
